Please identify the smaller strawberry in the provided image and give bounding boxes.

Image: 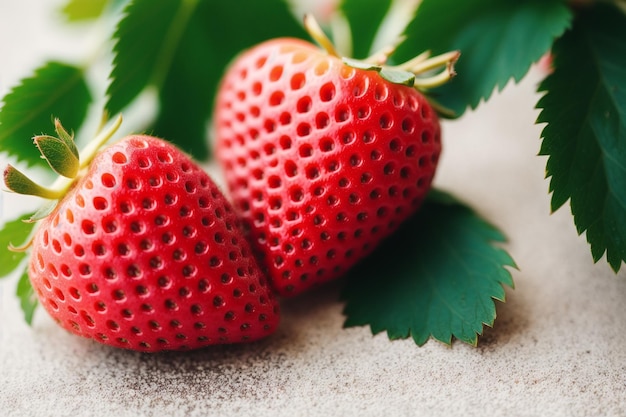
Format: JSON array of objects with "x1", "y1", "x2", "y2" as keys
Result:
[{"x1": 3, "y1": 117, "x2": 279, "y2": 351}]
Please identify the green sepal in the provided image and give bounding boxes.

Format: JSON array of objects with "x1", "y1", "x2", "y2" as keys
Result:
[
  {"x1": 33, "y1": 135, "x2": 80, "y2": 178},
  {"x1": 53, "y1": 118, "x2": 79, "y2": 160},
  {"x1": 343, "y1": 58, "x2": 417, "y2": 86},
  {"x1": 16, "y1": 267, "x2": 38, "y2": 325},
  {"x1": 342, "y1": 57, "x2": 383, "y2": 72},
  {"x1": 3, "y1": 165, "x2": 62, "y2": 199},
  {"x1": 27, "y1": 200, "x2": 59, "y2": 223},
  {"x1": 379, "y1": 68, "x2": 416, "y2": 86}
]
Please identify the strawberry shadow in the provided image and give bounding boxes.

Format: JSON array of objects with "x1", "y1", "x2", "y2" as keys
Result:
[{"x1": 140, "y1": 278, "x2": 347, "y2": 363}]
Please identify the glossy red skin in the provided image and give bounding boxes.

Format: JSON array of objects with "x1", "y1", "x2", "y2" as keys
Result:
[
  {"x1": 29, "y1": 135, "x2": 279, "y2": 351},
  {"x1": 215, "y1": 39, "x2": 442, "y2": 296}
]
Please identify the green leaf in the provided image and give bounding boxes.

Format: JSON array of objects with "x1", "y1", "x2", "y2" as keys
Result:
[
  {"x1": 0, "y1": 213, "x2": 36, "y2": 278},
  {"x1": 106, "y1": 0, "x2": 306, "y2": 160},
  {"x1": 339, "y1": 0, "x2": 393, "y2": 58},
  {"x1": 0, "y1": 62, "x2": 92, "y2": 167},
  {"x1": 536, "y1": 3, "x2": 626, "y2": 272},
  {"x1": 17, "y1": 268, "x2": 38, "y2": 325},
  {"x1": 342, "y1": 190, "x2": 516, "y2": 346},
  {"x1": 394, "y1": 0, "x2": 572, "y2": 117},
  {"x1": 105, "y1": 0, "x2": 191, "y2": 121}
]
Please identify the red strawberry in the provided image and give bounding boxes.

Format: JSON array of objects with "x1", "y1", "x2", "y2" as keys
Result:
[
  {"x1": 9, "y1": 129, "x2": 279, "y2": 351},
  {"x1": 214, "y1": 24, "x2": 457, "y2": 297}
]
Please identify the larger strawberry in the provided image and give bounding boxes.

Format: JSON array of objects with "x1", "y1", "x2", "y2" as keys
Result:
[
  {"x1": 215, "y1": 17, "x2": 458, "y2": 296},
  {"x1": 4, "y1": 118, "x2": 279, "y2": 351}
]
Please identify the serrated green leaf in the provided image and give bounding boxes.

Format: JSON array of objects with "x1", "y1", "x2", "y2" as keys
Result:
[
  {"x1": 0, "y1": 62, "x2": 92, "y2": 167},
  {"x1": 393, "y1": 0, "x2": 572, "y2": 117},
  {"x1": 0, "y1": 213, "x2": 36, "y2": 278},
  {"x1": 17, "y1": 268, "x2": 38, "y2": 325},
  {"x1": 106, "y1": 0, "x2": 306, "y2": 160},
  {"x1": 339, "y1": 0, "x2": 393, "y2": 58},
  {"x1": 342, "y1": 190, "x2": 515, "y2": 346},
  {"x1": 105, "y1": 0, "x2": 191, "y2": 120},
  {"x1": 536, "y1": 4, "x2": 626, "y2": 273}
]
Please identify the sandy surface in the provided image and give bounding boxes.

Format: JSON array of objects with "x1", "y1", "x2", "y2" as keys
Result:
[{"x1": 1, "y1": 1, "x2": 625, "y2": 416}]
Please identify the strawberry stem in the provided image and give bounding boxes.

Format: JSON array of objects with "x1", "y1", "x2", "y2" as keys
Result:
[
  {"x1": 304, "y1": 14, "x2": 340, "y2": 58},
  {"x1": 79, "y1": 114, "x2": 123, "y2": 170},
  {"x1": 364, "y1": 35, "x2": 408, "y2": 66}
]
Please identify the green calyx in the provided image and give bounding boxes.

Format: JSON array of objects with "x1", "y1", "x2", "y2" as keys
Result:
[
  {"x1": 341, "y1": 51, "x2": 461, "y2": 90},
  {"x1": 34, "y1": 118, "x2": 80, "y2": 178},
  {"x1": 3, "y1": 114, "x2": 123, "y2": 226},
  {"x1": 303, "y1": 14, "x2": 460, "y2": 115}
]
